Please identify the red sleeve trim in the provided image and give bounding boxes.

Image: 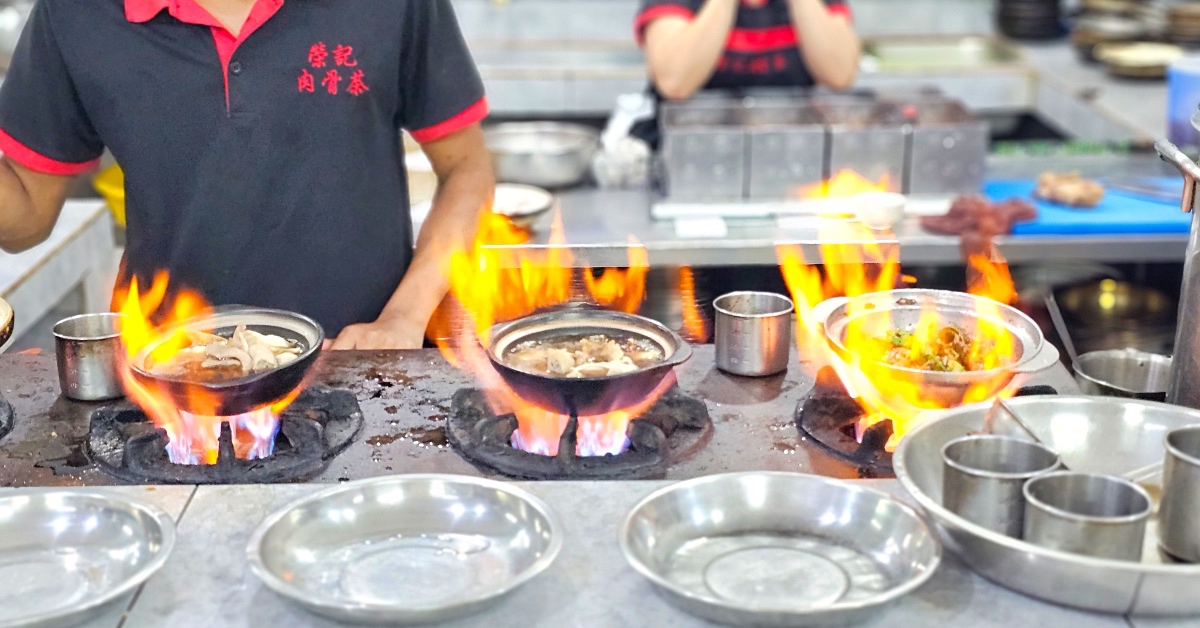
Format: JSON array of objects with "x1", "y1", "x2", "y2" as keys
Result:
[
  {"x1": 634, "y1": 5, "x2": 695, "y2": 45},
  {"x1": 409, "y1": 98, "x2": 490, "y2": 144},
  {"x1": 0, "y1": 129, "x2": 101, "y2": 176},
  {"x1": 726, "y1": 26, "x2": 798, "y2": 53},
  {"x1": 827, "y1": 3, "x2": 853, "y2": 21}
]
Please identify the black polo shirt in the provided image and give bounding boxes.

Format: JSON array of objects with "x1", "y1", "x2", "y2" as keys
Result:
[
  {"x1": 0, "y1": 0, "x2": 488, "y2": 336},
  {"x1": 635, "y1": 0, "x2": 852, "y2": 90}
]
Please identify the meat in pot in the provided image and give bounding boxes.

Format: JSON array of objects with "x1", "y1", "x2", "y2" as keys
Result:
[
  {"x1": 503, "y1": 333, "x2": 666, "y2": 378},
  {"x1": 147, "y1": 325, "x2": 304, "y2": 382}
]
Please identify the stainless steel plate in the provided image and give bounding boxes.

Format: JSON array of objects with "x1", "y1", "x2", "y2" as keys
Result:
[
  {"x1": 248, "y1": 475, "x2": 563, "y2": 625},
  {"x1": 0, "y1": 490, "x2": 176, "y2": 628},
  {"x1": 620, "y1": 472, "x2": 942, "y2": 627},
  {"x1": 895, "y1": 396, "x2": 1200, "y2": 615}
]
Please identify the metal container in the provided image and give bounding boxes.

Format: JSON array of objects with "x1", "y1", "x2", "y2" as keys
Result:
[
  {"x1": 129, "y1": 307, "x2": 323, "y2": 416},
  {"x1": 895, "y1": 396, "x2": 1200, "y2": 615},
  {"x1": 660, "y1": 99, "x2": 746, "y2": 201},
  {"x1": 0, "y1": 489, "x2": 175, "y2": 628},
  {"x1": 54, "y1": 313, "x2": 125, "y2": 401},
  {"x1": 813, "y1": 289, "x2": 1061, "y2": 412},
  {"x1": 901, "y1": 99, "x2": 989, "y2": 195},
  {"x1": 1160, "y1": 426, "x2": 1200, "y2": 562},
  {"x1": 941, "y1": 434, "x2": 1060, "y2": 537},
  {"x1": 248, "y1": 475, "x2": 562, "y2": 625},
  {"x1": 713, "y1": 292, "x2": 793, "y2": 377},
  {"x1": 743, "y1": 100, "x2": 826, "y2": 200},
  {"x1": 484, "y1": 122, "x2": 599, "y2": 189},
  {"x1": 1155, "y1": 139, "x2": 1200, "y2": 410},
  {"x1": 620, "y1": 472, "x2": 941, "y2": 627},
  {"x1": 1023, "y1": 472, "x2": 1152, "y2": 561},
  {"x1": 817, "y1": 102, "x2": 906, "y2": 193},
  {"x1": 1075, "y1": 348, "x2": 1172, "y2": 401},
  {"x1": 486, "y1": 304, "x2": 693, "y2": 417}
]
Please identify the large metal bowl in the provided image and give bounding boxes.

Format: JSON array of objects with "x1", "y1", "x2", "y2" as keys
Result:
[
  {"x1": 129, "y1": 307, "x2": 323, "y2": 416},
  {"x1": 620, "y1": 472, "x2": 942, "y2": 627},
  {"x1": 248, "y1": 475, "x2": 562, "y2": 625},
  {"x1": 814, "y1": 289, "x2": 1060, "y2": 410},
  {"x1": 895, "y1": 396, "x2": 1200, "y2": 615},
  {"x1": 484, "y1": 122, "x2": 599, "y2": 189},
  {"x1": 0, "y1": 489, "x2": 176, "y2": 628},
  {"x1": 487, "y1": 304, "x2": 693, "y2": 416}
]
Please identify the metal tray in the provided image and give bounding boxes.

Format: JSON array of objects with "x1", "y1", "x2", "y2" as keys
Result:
[
  {"x1": 248, "y1": 475, "x2": 563, "y2": 625},
  {"x1": 620, "y1": 472, "x2": 942, "y2": 627},
  {"x1": 0, "y1": 490, "x2": 176, "y2": 628},
  {"x1": 895, "y1": 396, "x2": 1200, "y2": 616}
]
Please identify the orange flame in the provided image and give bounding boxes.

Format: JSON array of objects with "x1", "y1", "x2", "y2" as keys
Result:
[
  {"x1": 678, "y1": 267, "x2": 709, "y2": 343},
  {"x1": 800, "y1": 169, "x2": 893, "y2": 199},
  {"x1": 779, "y1": 173, "x2": 1020, "y2": 451},
  {"x1": 437, "y1": 207, "x2": 665, "y2": 456},
  {"x1": 115, "y1": 273, "x2": 301, "y2": 464}
]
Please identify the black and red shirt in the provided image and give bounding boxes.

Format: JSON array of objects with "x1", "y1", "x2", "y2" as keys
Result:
[
  {"x1": 635, "y1": 0, "x2": 852, "y2": 90},
  {"x1": 0, "y1": 0, "x2": 488, "y2": 336}
]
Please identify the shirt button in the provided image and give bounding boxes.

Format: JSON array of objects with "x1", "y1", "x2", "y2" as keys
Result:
[{"x1": 230, "y1": 61, "x2": 243, "y2": 75}]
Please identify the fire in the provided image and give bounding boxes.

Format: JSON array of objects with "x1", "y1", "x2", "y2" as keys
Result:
[
  {"x1": 678, "y1": 267, "x2": 709, "y2": 343},
  {"x1": 779, "y1": 173, "x2": 1020, "y2": 451},
  {"x1": 436, "y1": 208, "x2": 665, "y2": 457},
  {"x1": 800, "y1": 169, "x2": 892, "y2": 199},
  {"x1": 115, "y1": 273, "x2": 300, "y2": 465}
]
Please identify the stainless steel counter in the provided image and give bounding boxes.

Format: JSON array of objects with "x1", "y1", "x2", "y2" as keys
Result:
[
  {"x1": 509, "y1": 188, "x2": 1188, "y2": 268},
  {"x1": 45, "y1": 480, "x2": 1197, "y2": 628}
]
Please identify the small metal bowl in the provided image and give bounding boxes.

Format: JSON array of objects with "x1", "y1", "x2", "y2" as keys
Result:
[
  {"x1": 0, "y1": 490, "x2": 176, "y2": 628},
  {"x1": 485, "y1": 122, "x2": 599, "y2": 189},
  {"x1": 248, "y1": 475, "x2": 563, "y2": 625},
  {"x1": 1075, "y1": 348, "x2": 1172, "y2": 401},
  {"x1": 620, "y1": 472, "x2": 942, "y2": 627},
  {"x1": 130, "y1": 307, "x2": 323, "y2": 416}
]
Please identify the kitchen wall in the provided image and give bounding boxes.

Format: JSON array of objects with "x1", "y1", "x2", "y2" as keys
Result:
[{"x1": 450, "y1": 0, "x2": 996, "y2": 41}]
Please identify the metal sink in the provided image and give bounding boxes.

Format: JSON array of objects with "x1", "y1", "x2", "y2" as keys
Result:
[{"x1": 862, "y1": 36, "x2": 1021, "y2": 71}]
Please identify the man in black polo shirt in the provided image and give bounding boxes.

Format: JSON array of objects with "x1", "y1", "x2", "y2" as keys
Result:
[{"x1": 0, "y1": 0, "x2": 493, "y2": 350}]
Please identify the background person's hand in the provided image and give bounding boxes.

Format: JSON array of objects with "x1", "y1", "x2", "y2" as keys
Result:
[{"x1": 329, "y1": 312, "x2": 425, "y2": 350}]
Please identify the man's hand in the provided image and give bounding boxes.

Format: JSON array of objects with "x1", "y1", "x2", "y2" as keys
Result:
[{"x1": 329, "y1": 311, "x2": 427, "y2": 350}]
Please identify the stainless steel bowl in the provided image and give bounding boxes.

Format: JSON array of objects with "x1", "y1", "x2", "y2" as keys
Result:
[
  {"x1": 895, "y1": 396, "x2": 1200, "y2": 615},
  {"x1": 248, "y1": 475, "x2": 563, "y2": 625},
  {"x1": 1075, "y1": 348, "x2": 1172, "y2": 401},
  {"x1": 0, "y1": 490, "x2": 176, "y2": 628},
  {"x1": 620, "y1": 472, "x2": 942, "y2": 627},
  {"x1": 814, "y1": 289, "x2": 1060, "y2": 410},
  {"x1": 485, "y1": 122, "x2": 599, "y2": 189}
]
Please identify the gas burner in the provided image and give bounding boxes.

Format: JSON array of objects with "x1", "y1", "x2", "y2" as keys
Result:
[
  {"x1": 87, "y1": 387, "x2": 363, "y2": 484},
  {"x1": 0, "y1": 392, "x2": 11, "y2": 443},
  {"x1": 446, "y1": 387, "x2": 712, "y2": 480},
  {"x1": 796, "y1": 367, "x2": 1059, "y2": 478}
]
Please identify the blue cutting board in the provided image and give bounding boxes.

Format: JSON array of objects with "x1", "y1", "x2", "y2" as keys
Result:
[{"x1": 983, "y1": 179, "x2": 1191, "y2": 236}]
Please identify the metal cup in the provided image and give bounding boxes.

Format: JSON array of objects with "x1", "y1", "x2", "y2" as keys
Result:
[
  {"x1": 1023, "y1": 472, "x2": 1152, "y2": 561},
  {"x1": 1159, "y1": 426, "x2": 1200, "y2": 562},
  {"x1": 713, "y1": 292, "x2": 793, "y2": 377},
  {"x1": 54, "y1": 313, "x2": 125, "y2": 401},
  {"x1": 942, "y1": 434, "x2": 1061, "y2": 537}
]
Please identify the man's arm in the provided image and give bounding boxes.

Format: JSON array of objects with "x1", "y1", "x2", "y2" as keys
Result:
[
  {"x1": 330, "y1": 125, "x2": 493, "y2": 350},
  {"x1": 788, "y1": 0, "x2": 860, "y2": 90},
  {"x1": 0, "y1": 158, "x2": 72, "y2": 253},
  {"x1": 642, "y1": 0, "x2": 739, "y2": 101}
]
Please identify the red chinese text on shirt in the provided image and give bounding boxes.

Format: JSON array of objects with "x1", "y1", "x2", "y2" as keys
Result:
[
  {"x1": 348, "y1": 70, "x2": 369, "y2": 96},
  {"x1": 308, "y1": 42, "x2": 328, "y2": 68},
  {"x1": 322, "y1": 69, "x2": 342, "y2": 95},
  {"x1": 334, "y1": 45, "x2": 358, "y2": 67},
  {"x1": 298, "y1": 68, "x2": 315, "y2": 93}
]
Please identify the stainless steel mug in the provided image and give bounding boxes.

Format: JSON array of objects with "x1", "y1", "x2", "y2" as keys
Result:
[
  {"x1": 1023, "y1": 472, "x2": 1152, "y2": 561},
  {"x1": 54, "y1": 313, "x2": 125, "y2": 401},
  {"x1": 1160, "y1": 426, "x2": 1200, "y2": 562},
  {"x1": 941, "y1": 434, "x2": 1061, "y2": 537},
  {"x1": 713, "y1": 292, "x2": 793, "y2": 377}
]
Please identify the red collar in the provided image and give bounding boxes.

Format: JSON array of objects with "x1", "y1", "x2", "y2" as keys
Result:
[
  {"x1": 124, "y1": 0, "x2": 172, "y2": 23},
  {"x1": 124, "y1": 0, "x2": 282, "y2": 27}
]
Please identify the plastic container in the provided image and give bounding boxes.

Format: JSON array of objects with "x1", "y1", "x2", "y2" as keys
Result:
[{"x1": 93, "y1": 164, "x2": 125, "y2": 228}]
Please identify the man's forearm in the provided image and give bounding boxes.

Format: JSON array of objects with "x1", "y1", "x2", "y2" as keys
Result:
[
  {"x1": 644, "y1": 0, "x2": 740, "y2": 100},
  {"x1": 789, "y1": 0, "x2": 860, "y2": 90},
  {"x1": 377, "y1": 150, "x2": 493, "y2": 334},
  {"x1": 0, "y1": 158, "x2": 68, "y2": 253}
]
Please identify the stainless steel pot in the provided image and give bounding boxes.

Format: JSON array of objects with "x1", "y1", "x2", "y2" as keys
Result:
[
  {"x1": 1074, "y1": 348, "x2": 1172, "y2": 401},
  {"x1": 484, "y1": 122, "x2": 599, "y2": 189},
  {"x1": 54, "y1": 313, "x2": 125, "y2": 401},
  {"x1": 713, "y1": 292, "x2": 793, "y2": 377},
  {"x1": 812, "y1": 289, "x2": 1060, "y2": 410}
]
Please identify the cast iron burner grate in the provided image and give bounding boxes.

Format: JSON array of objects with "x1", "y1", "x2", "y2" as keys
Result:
[
  {"x1": 87, "y1": 387, "x2": 363, "y2": 484},
  {"x1": 796, "y1": 367, "x2": 1058, "y2": 478},
  {"x1": 0, "y1": 392, "x2": 12, "y2": 443},
  {"x1": 447, "y1": 387, "x2": 712, "y2": 480}
]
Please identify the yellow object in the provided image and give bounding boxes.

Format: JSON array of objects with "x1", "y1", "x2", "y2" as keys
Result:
[{"x1": 93, "y1": 164, "x2": 126, "y2": 228}]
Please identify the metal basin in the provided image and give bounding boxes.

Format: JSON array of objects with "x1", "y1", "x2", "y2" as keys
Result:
[
  {"x1": 895, "y1": 396, "x2": 1200, "y2": 615},
  {"x1": 484, "y1": 122, "x2": 599, "y2": 189},
  {"x1": 0, "y1": 490, "x2": 176, "y2": 628},
  {"x1": 1075, "y1": 348, "x2": 1172, "y2": 401},
  {"x1": 621, "y1": 472, "x2": 942, "y2": 627},
  {"x1": 129, "y1": 307, "x2": 323, "y2": 416},
  {"x1": 248, "y1": 475, "x2": 563, "y2": 625}
]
